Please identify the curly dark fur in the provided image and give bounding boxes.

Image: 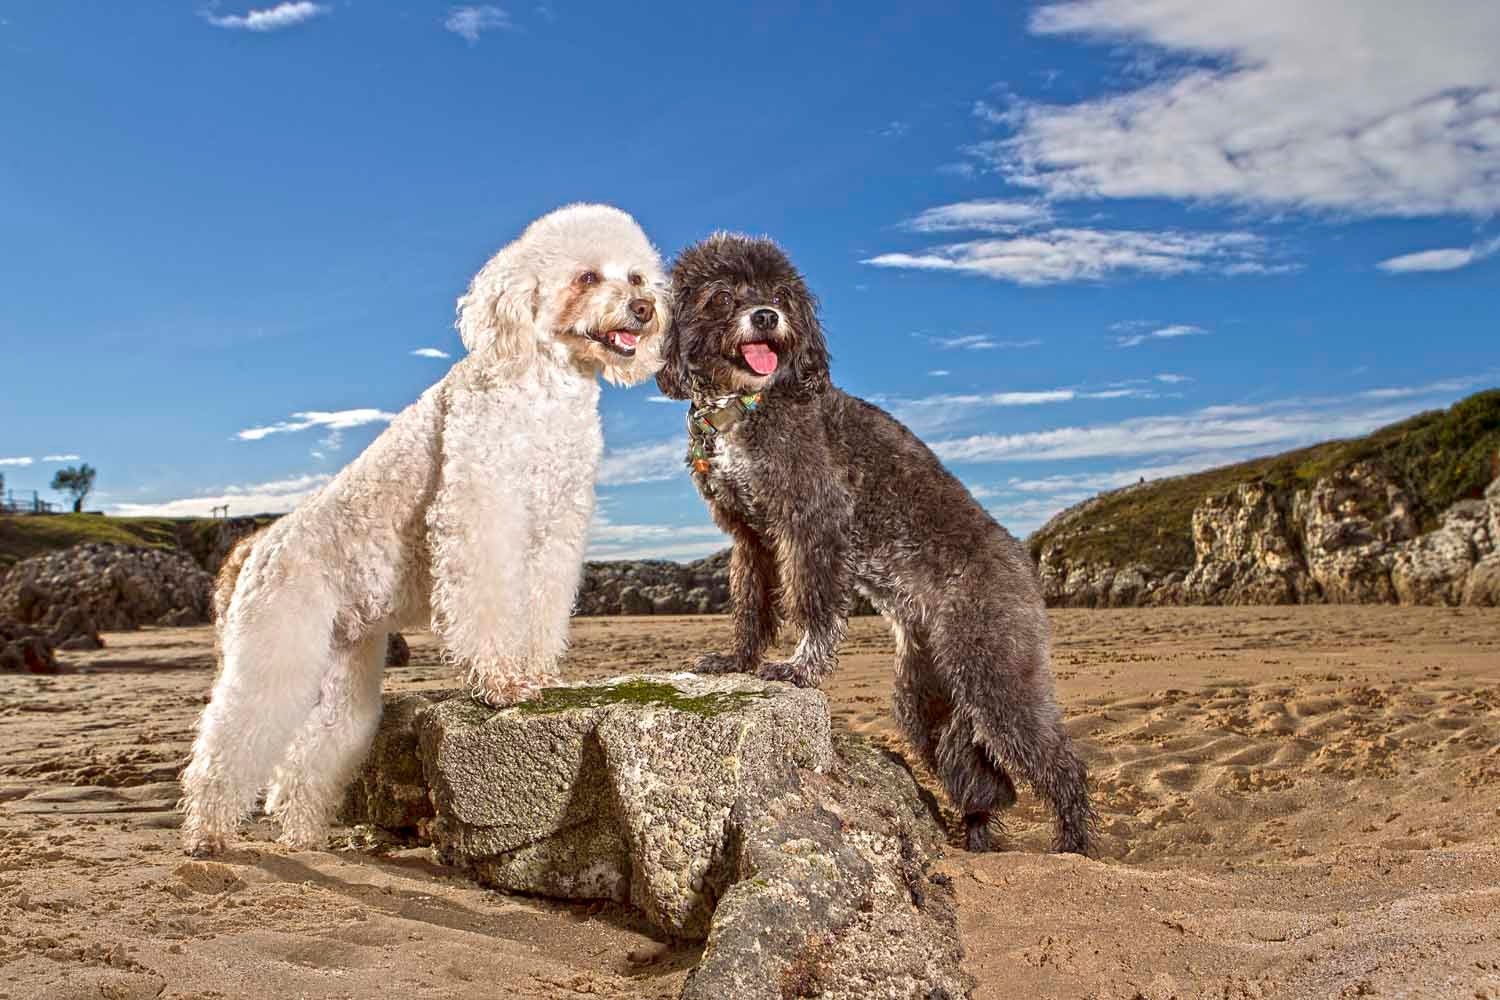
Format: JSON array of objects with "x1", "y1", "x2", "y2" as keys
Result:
[{"x1": 658, "y1": 233, "x2": 1094, "y2": 855}]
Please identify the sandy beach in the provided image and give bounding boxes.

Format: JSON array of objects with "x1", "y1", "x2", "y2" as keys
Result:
[{"x1": 2, "y1": 606, "x2": 1498, "y2": 999}]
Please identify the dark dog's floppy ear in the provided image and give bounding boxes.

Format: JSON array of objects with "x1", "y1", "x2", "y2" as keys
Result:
[
  {"x1": 654, "y1": 310, "x2": 693, "y2": 400},
  {"x1": 785, "y1": 285, "x2": 831, "y2": 397}
]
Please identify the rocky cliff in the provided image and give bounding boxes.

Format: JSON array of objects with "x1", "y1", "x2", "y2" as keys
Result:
[{"x1": 1031, "y1": 391, "x2": 1500, "y2": 608}]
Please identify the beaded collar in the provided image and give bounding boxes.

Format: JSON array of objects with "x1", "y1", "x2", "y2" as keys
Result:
[{"x1": 685, "y1": 392, "x2": 763, "y2": 473}]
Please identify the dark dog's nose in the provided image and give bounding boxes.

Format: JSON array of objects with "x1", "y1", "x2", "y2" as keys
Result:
[
  {"x1": 751, "y1": 308, "x2": 779, "y2": 331},
  {"x1": 629, "y1": 298, "x2": 655, "y2": 324}
]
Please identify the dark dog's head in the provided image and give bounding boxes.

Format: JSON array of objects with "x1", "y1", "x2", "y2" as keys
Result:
[{"x1": 657, "y1": 234, "x2": 830, "y2": 401}]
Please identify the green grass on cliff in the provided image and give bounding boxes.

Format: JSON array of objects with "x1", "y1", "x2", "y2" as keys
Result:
[
  {"x1": 1027, "y1": 389, "x2": 1500, "y2": 575},
  {"x1": 0, "y1": 514, "x2": 182, "y2": 570},
  {"x1": 0, "y1": 514, "x2": 277, "y2": 571}
]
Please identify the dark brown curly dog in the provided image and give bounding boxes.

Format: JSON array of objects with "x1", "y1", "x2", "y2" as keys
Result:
[{"x1": 657, "y1": 233, "x2": 1094, "y2": 854}]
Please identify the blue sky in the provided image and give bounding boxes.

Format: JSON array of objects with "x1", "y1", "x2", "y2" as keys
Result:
[{"x1": 2, "y1": 1, "x2": 1497, "y2": 560}]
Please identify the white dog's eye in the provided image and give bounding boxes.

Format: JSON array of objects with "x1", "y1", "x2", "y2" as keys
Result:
[
  {"x1": 628, "y1": 273, "x2": 644, "y2": 287},
  {"x1": 578, "y1": 271, "x2": 599, "y2": 285}
]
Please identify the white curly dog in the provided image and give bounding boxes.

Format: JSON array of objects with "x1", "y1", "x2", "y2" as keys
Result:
[{"x1": 181, "y1": 204, "x2": 667, "y2": 855}]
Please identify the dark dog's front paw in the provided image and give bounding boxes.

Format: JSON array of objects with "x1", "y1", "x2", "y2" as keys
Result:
[
  {"x1": 693, "y1": 652, "x2": 748, "y2": 675},
  {"x1": 756, "y1": 659, "x2": 821, "y2": 688}
]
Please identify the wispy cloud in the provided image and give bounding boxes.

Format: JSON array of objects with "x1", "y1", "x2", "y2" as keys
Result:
[
  {"x1": 597, "y1": 439, "x2": 685, "y2": 486},
  {"x1": 410, "y1": 347, "x2": 451, "y2": 359},
  {"x1": 237, "y1": 408, "x2": 396, "y2": 442},
  {"x1": 901, "y1": 199, "x2": 1052, "y2": 233},
  {"x1": 1154, "y1": 373, "x2": 1192, "y2": 384},
  {"x1": 1116, "y1": 323, "x2": 1208, "y2": 348},
  {"x1": 42, "y1": 454, "x2": 81, "y2": 462},
  {"x1": 930, "y1": 383, "x2": 1478, "y2": 465},
  {"x1": 1378, "y1": 236, "x2": 1500, "y2": 274},
  {"x1": 0, "y1": 457, "x2": 33, "y2": 467},
  {"x1": 647, "y1": 396, "x2": 679, "y2": 404},
  {"x1": 918, "y1": 333, "x2": 1042, "y2": 351},
  {"x1": 977, "y1": 2, "x2": 1500, "y2": 219},
  {"x1": 885, "y1": 385, "x2": 1161, "y2": 434},
  {"x1": 111, "y1": 473, "x2": 332, "y2": 518},
  {"x1": 877, "y1": 121, "x2": 911, "y2": 138},
  {"x1": 587, "y1": 511, "x2": 726, "y2": 561},
  {"x1": 867, "y1": 228, "x2": 1272, "y2": 286},
  {"x1": 929, "y1": 370, "x2": 951, "y2": 377},
  {"x1": 444, "y1": 5, "x2": 513, "y2": 42},
  {"x1": 203, "y1": 2, "x2": 329, "y2": 32}
]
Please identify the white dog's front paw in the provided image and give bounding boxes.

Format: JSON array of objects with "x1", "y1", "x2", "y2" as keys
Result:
[{"x1": 468, "y1": 672, "x2": 557, "y2": 708}]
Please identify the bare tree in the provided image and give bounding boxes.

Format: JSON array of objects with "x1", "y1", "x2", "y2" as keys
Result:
[{"x1": 51, "y1": 464, "x2": 96, "y2": 513}]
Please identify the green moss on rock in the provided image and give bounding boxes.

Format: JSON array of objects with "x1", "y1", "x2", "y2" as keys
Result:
[{"x1": 515, "y1": 678, "x2": 767, "y2": 718}]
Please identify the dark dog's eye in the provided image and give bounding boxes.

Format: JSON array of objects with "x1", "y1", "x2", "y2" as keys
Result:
[
  {"x1": 771, "y1": 293, "x2": 783, "y2": 306},
  {"x1": 628, "y1": 273, "x2": 644, "y2": 287},
  {"x1": 712, "y1": 290, "x2": 732, "y2": 310},
  {"x1": 579, "y1": 271, "x2": 600, "y2": 285}
]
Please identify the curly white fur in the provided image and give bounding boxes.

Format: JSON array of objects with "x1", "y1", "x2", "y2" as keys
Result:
[{"x1": 181, "y1": 204, "x2": 667, "y2": 855}]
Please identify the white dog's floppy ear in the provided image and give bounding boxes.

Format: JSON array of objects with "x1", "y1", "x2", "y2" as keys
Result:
[{"x1": 455, "y1": 248, "x2": 538, "y2": 370}]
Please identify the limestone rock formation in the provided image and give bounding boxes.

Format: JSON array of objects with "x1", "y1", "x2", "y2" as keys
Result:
[
  {"x1": 1036, "y1": 452, "x2": 1500, "y2": 608},
  {"x1": 341, "y1": 674, "x2": 971, "y2": 996}
]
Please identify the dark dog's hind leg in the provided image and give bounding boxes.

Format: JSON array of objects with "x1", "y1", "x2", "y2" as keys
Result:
[
  {"x1": 894, "y1": 624, "x2": 1018, "y2": 852},
  {"x1": 931, "y1": 638, "x2": 1094, "y2": 856},
  {"x1": 964, "y1": 704, "x2": 1093, "y2": 856}
]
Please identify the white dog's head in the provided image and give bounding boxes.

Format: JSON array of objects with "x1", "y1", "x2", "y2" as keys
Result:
[{"x1": 455, "y1": 203, "x2": 668, "y2": 386}]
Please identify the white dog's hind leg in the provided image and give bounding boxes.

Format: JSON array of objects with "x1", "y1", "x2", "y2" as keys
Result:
[
  {"x1": 266, "y1": 631, "x2": 386, "y2": 850},
  {"x1": 181, "y1": 581, "x2": 336, "y2": 855}
]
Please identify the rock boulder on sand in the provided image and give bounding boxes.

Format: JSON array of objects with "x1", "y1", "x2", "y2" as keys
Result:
[
  {"x1": 0, "y1": 543, "x2": 214, "y2": 631},
  {"x1": 342, "y1": 673, "x2": 971, "y2": 997}
]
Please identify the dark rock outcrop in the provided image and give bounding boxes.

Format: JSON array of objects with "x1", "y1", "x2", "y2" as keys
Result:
[{"x1": 0, "y1": 543, "x2": 214, "y2": 630}]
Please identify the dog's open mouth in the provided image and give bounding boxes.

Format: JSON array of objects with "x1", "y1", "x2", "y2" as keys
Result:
[
  {"x1": 586, "y1": 329, "x2": 640, "y2": 357},
  {"x1": 737, "y1": 341, "x2": 779, "y2": 375}
]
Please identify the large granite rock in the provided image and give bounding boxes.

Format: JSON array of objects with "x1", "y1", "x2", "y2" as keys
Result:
[{"x1": 341, "y1": 673, "x2": 971, "y2": 996}]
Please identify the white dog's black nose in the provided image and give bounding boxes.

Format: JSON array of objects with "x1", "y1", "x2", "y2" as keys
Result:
[
  {"x1": 629, "y1": 298, "x2": 655, "y2": 324},
  {"x1": 751, "y1": 308, "x2": 779, "y2": 331}
]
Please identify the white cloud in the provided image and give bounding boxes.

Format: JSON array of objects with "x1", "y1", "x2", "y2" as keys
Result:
[
  {"x1": 877, "y1": 121, "x2": 911, "y2": 138},
  {"x1": 919, "y1": 333, "x2": 1042, "y2": 351},
  {"x1": 587, "y1": 513, "x2": 726, "y2": 561},
  {"x1": 901, "y1": 199, "x2": 1052, "y2": 233},
  {"x1": 597, "y1": 439, "x2": 685, "y2": 486},
  {"x1": 444, "y1": 5, "x2": 513, "y2": 42},
  {"x1": 1378, "y1": 236, "x2": 1500, "y2": 273},
  {"x1": 928, "y1": 370, "x2": 951, "y2": 377},
  {"x1": 1154, "y1": 373, "x2": 1191, "y2": 384},
  {"x1": 203, "y1": 2, "x2": 328, "y2": 31},
  {"x1": 0, "y1": 457, "x2": 33, "y2": 467},
  {"x1": 1356, "y1": 375, "x2": 1489, "y2": 401},
  {"x1": 885, "y1": 385, "x2": 1159, "y2": 434},
  {"x1": 237, "y1": 408, "x2": 396, "y2": 442},
  {"x1": 111, "y1": 473, "x2": 332, "y2": 518},
  {"x1": 647, "y1": 396, "x2": 679, "y2": 404},
  {"x1": 867, "y1": 228, "x2": 1270, "y2": 285},
  {"x1": 411, "y1": 347, "x2": 451, "y2": 359},
  {"x1": 42, "y1": 454, "x2": 82, "y2": 462},
  {"x1": 931, "y1": 394, "x2": 1452, "y2": 465},
  {"x1": 1116, "y1": 323, "x2": 1208, "y2": 348},
  {"x1": 982, "y1": 1, "x2": 1500, "y2": 218}
]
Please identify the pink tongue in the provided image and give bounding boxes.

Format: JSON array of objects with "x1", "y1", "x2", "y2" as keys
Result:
[
  {"x1": 740, "y1": 342, "x2": 779, "y2": 375},
  {"x1": 614, "y1": 330, "x2": 639, "y2": 348}
]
